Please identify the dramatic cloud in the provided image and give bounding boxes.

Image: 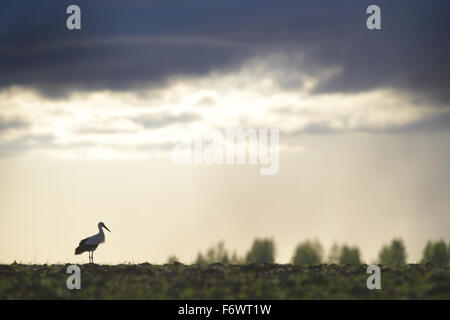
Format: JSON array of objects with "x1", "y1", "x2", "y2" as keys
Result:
[
  {"x1": 1, "y1": 0, "x2": 449, "y2": 106},
  {"x1": 0, "y1": 0, "x2": 449, "y2": 157},
  {"x1": 0, "y1": 60, "x2": 447, "y2": 158}
]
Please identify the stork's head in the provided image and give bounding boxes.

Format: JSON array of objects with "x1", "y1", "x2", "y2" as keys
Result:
[{"x1": 98, "y1": 222, "x2": 111, "y2": 232}]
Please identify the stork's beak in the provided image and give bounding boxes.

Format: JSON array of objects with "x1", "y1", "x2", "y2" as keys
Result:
[{"x1": 104, "y1": 225, "x2": 111, "y2": 232}]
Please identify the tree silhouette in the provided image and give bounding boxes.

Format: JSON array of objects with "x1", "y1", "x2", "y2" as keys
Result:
[
  {"x1": 339, "y1": 245, "x2": 361, "y2": 264},
  {"x1": 166, "y1": 255, "x2": 180, "y2": 264},
  {"x1": 245, "y1": 238, "x2": 275, "y2": 263},
  {"x1": 421, "y1": 240, "x2": 449, "y2": 265},
  {"x1": 378, "y1": 238, "x2": 407, "y2": 264},
  {"x1": 196, "y1": 241, "x2": 231, "y2": 264},
  {"x1": 292, "y1": 240, "x2": 323, "y2": 265}
]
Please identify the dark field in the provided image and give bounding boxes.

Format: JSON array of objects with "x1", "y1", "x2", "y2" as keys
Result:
[{"x1": 0, "y1": 263, "x2": 449, "y2": 299}]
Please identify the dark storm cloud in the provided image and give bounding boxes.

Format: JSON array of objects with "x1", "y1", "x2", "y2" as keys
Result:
[{"x1": 1, "y1": 0, "x2": 449, "y2": 105}]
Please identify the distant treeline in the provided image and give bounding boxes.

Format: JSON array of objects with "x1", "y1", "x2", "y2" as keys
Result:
[{"x1": 166, "y1": 238, "x2": 450, "y2": 265}]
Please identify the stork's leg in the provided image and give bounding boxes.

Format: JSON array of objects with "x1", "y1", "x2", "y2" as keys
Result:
[{"x1": 92, "y1": 251, "x2": 94, "y2": 264}]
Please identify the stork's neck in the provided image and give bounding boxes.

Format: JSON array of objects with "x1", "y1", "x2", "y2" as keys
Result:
[{"x1": 98, "y1": 226, "x2": 104, "y2": 235}]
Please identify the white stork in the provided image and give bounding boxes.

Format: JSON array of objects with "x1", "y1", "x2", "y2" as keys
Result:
[{"x1": 75, "y1": 222, "x2": 111, "y2": 263}]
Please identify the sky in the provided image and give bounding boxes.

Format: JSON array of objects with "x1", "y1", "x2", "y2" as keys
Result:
[{"x1": 0, "y1": 1, "x2": 449, "y2": 264}]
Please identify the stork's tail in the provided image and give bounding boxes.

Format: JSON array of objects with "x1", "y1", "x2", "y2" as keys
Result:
[
  {"x1": 75, "y1": 245, "x2": 85, "y2": 255},
  {"x1": 75, "y1": 238, "x2": 89, "y2": 255}
]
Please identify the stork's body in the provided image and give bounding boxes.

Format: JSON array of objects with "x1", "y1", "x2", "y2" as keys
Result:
[{"x1": 75, "y1": 222, "x2": 111, "y2": 263}]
